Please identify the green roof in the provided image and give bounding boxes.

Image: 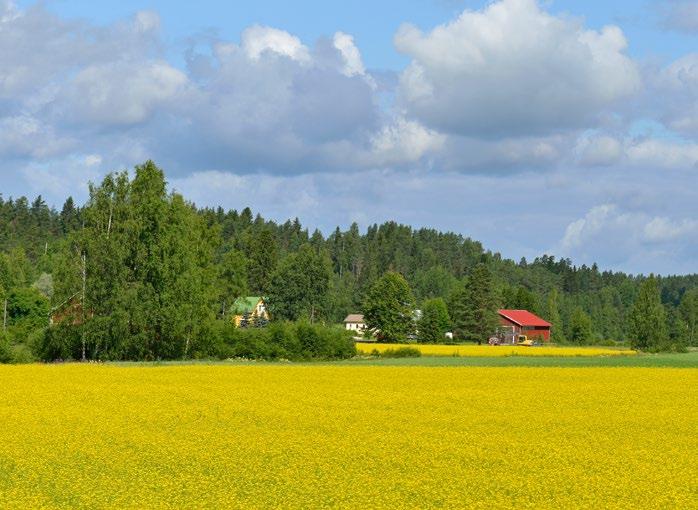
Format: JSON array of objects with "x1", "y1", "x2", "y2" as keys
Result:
[{"x1": 230, "y1": 296, "x2": 264, "y2": 315}]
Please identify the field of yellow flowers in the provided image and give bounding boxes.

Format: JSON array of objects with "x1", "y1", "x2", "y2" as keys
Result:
[
  {"x1": 356, "y1": 342, "x2": 636, "y2": 357},
  {"x1": 0, "y1": 364, "x2": 695, "y2": 508}
]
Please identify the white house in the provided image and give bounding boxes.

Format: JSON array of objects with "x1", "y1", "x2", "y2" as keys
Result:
[{"x1": 343, "y1": 314, "x2": 366, "y2": 333}]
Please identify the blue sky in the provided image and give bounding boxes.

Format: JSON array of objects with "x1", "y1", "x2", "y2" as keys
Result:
[
  {"x1": 18, "y1": 0, "x2": 698, "y2": 64},
  {"x1": 2, "y1": 0, "x2": 698, "y2": 275}
]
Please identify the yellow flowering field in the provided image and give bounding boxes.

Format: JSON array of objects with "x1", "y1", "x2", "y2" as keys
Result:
[
  {"x1": 0, "y1": 365, "x2": 695, "y2": 508},
  {"x1": 356, "y1": 342, "x2": 636, "y2": 357}
]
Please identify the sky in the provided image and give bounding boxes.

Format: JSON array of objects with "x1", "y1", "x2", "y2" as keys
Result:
[{"x1": 2, "y1": 0, "x2": 698, "y2": 275}]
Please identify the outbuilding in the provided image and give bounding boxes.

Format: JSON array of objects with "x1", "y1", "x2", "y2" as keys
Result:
[{"x1": 498, "y1": 309, "x2": 552, "y2": 342}]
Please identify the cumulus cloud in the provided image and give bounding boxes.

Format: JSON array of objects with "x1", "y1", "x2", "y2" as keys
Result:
[
  {"x1": 0, "y1": 115, "x2": 75, "y2": 159},
  {"x1": 652, "y1": 53, "x2": 698, "y2": 135},
  {"x1": 624, "y1": 138, "x2": 698, "y2": 169},
  {"x1": 65, "y1": 61, "x2": 188, "y2": 126},
  {"x1": 575, "y1": 135, "x2": 623, "y2": 167},
  {"x1": 241, "y1": 25, "x2": 311, "y2": 62},
  {"x1": 1, "y1": 0, "x2": 698, "y2": 275},
  {"x1": 395, "y1": 0, "x2": 640, "y2": 137},
  {"x1": 560, "y1": 204, "x2": 698, "y2": 273}
]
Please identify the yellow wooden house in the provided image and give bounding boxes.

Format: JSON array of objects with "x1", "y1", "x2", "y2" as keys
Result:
[{"x1": 231, "y1": 296, "x2": 269, "y2": 327}]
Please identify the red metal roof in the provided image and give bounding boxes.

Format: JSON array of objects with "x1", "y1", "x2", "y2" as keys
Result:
[{"x1": 498, "y1": 309, "x2": 551, "y2": 327}]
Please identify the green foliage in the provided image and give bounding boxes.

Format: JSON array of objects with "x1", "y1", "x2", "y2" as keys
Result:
[
  {"x1": 218, "y1": 249, "x2": 248, "y2": 318},
  {"x1": 7, "y1": 287, "x2": 49, "y2": 341},
  {"x1": 450, "y1": 264, "x2": 499, "y2": 344},
  {"x1": 569, "y1": 307, "x2": 593, "y2": 344},
  {"x1": 418, "y1": 298, "x2": 451, "y2": 343},
  {"x1": 629, "y1": 276, "x2": 668, "y2": 352},
  {"x1": 245, "y1": 228, "x2": 278, "y2": 294},
  {"x1": 0, "y1": 330, "x2": 12, "y2": 363},
  {"x1": 545, "y1": 288, "x2": 565, "y2": 343},
  {"x1": 43, "y1": 162, "x2": 218, "y2": 361},
  {"x1": 413, "y1": 266, "x2": 457, "y2": 302},
  {"x1": 3, "y1": 162, "x2": 698, "y2": 359},
  {"x1": 267, "y1": 244, "x2": 331, "y2": 322},
  {"x1": 216, "y1": 321, "x2": 355, "y2": 360},
  {"x1": 679, "y1": 288, "x2": 698, "y2": 346},
  {"x1": 362, "y1": 272, "x2": 415, "y2": 342}
]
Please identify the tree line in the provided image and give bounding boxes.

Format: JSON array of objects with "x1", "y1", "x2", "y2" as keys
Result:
[{"x1": 0, "y1": 161, "x2": 696, "y2": 361}]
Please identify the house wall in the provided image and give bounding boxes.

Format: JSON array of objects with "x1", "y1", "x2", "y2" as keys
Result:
[
  {"x1": 499, "y1": 317, "x2": 551, "y2": 341},
  {"x1": 345, "y1": 322, "x2": 365, "y2": 331}
]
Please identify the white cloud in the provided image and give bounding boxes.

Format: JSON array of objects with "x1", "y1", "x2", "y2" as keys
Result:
[
  {"x1": 395, "y1": 0, "x2": 640, "y2": 137},
  {"x1": 653, "y1": 53, "x2": 698, "y2": 135},
  {"x1": 0, "y1": 115, "x2": 75, "y2": 158},
  {"x1": 575, "y1": 135, "x2": 623, "y2": 166},
  {"x1": 241, "y1": 25, "x2": 311, "y2": 62},
  {"x1": 625, "y1": 138, "x2": 698, "y2": 169},
  {"x1": 369, "y1": 117, "x2": 445, "y2": 166},
  {"x1": 559, "y1": 204, "x2": 698, "y2": 272},
  {"x1": 66, "y1": 61, "x2": 188, "y2": 125},
  {"x1": 643, "y1": 217, "x2": 698, "y2": 243}
]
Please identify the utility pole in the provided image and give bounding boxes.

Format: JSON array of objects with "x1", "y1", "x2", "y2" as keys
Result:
[{"x1": 2, "y1": 298, "x2": 7, "y2": 332}]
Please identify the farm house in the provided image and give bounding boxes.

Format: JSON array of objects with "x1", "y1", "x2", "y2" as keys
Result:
[{"x1": 497, "y1": 309, "x2": 552, "y2": 343}]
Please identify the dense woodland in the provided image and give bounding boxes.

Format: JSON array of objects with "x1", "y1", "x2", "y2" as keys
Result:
[{"x1": 1, "y1": 161, "x2": 696, "y2": 361}]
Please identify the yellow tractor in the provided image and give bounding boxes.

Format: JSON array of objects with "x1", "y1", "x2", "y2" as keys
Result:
[{"x1": 516, "y1": 335, "x2": 535, "y2": 347}]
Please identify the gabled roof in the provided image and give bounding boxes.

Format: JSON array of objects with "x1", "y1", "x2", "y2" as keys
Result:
[
  {"x1": 498, "y1": 309, "x2": 551, "y2": 327},
  {"x1": 231, "y1": 296, "x2": 264, "y2": 315},
  {"x1": 344, "y1": 314, "x2": 365, "y2": 323}
]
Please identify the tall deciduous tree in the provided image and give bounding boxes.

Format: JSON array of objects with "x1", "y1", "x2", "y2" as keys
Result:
[
  {"x1": 679, "y1": 288, "x2": 698, "y2": 346},
  {"x1": 363, "y1": 271, "x2": 415, "y2": 342},
  {"x1": 569, "y1": 307, "x2": 592, "y2": 344},
  {"x1": 266, "y1": 244, "x2": 331, "y2": 322},
  {"x1": 628, "y1": 276, "x2": 668, "y2": 351},
  {"x1": 418, "y1": 298, "x2": 451, "y2": 343},
  {"x1": 545, "y1": 288, "x2": 565, "y2": 343},
  {"x1": 50, "y1": 161, "x2": 218, "y2": 360}
]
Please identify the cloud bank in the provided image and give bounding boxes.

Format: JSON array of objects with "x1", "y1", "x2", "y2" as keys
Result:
[{"x1": 0, "y1": 0, "x2": 697, "y2": 274}]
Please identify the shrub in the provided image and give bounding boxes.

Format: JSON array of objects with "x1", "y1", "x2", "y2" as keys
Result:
[
  {"x1": 0, "y1": 331, "x2": 12, "y2": 364},
  {"x1": 217, "y1": 321, "x2": 356, "y2": 361},
  {"x1": 378, "y1": 347, "x2": 421, "y2": 358}
]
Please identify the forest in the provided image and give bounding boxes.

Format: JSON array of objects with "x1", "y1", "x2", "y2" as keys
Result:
[{"x1": 1, "y1": 161, "x2": 696, "y2": 362}]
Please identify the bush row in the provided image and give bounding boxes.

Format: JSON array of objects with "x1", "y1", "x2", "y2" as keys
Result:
[{"x1": 25, "y1": 320, "x2": 357, "y2": 362}]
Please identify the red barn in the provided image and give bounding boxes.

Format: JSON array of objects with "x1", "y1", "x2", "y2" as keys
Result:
[{"x1": 498, "y1": 309, "x2": 552, "y2": 342}]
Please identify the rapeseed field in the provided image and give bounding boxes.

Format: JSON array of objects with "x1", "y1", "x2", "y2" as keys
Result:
[
  {"x1": 356, "y1": 342, "x2": 636, "y2": 357},
  {"x1": 0, "y1": 365, "x2": 695, "y2": 508}
]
